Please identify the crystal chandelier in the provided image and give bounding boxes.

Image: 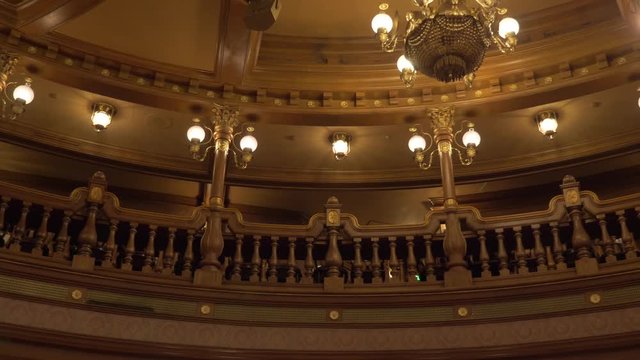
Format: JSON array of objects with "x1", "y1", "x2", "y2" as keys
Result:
[{"x1": 371, "y1": 0, "x2": 520, "y2": 87}]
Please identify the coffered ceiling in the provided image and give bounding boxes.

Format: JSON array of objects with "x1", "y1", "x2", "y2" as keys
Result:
[{"x1": 0, "y1": 0, "x2": 638, "y2": 221}]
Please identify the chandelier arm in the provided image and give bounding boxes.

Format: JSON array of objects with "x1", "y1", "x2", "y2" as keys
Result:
[
  {"x1": 418, "y1": 149, "x2": 437, "y2": 170},
  {"x1": 192, "y1": 145, "x2": 214, "y2": 162},
  {"x1": 453, "y1": 129, "x2": 465, "y2": 149},
  {"x1": 1, "y1": 81, "x2": 17, "y2": 102},
  {"x1": 454, "y1": 148, "x2": 473, "y2": 166},
  {"x1": 232, "y1": 150, "x2": 248, "y2": 169}
]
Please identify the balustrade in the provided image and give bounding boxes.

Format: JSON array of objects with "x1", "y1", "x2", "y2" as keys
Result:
[{"x1": 0, "y1": 172, "x2": 638, "y2": 290}]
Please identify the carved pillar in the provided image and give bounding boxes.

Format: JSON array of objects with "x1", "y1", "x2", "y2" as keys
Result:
[
  {"x1": 406, "y1": 236, "x2": 418, "y2": 282},
  {"x1": 323, "y1": 197, "x2": 343, "y2": 291},
  {"x1": 73, "y1": 172, "x2": 108, "y2": 270},
  {"x1": 195, "y1": 104, "x2": 240, "y2": 287},
  {"x1": 286, "y1": 237, "x2": 297, "y2": 284},
  {"x1": 371, "y1": 237, "x2": 382, "y2": 283},
  {"x1": 496, "y1": 228, "x2": 510, "y2": 276},
  {"x1": 32, "y1": 207, "x2": 51, "y2": 256},
  {"x1": 268, "y1": 236, "x2": 279, "y2": 283},
  {"x1": 424, "y1": 235, "x2": 436, "y2": 282},
  {"x1": 0, "y1": 196, "x2": 10, "y2": 237},
  {"x1": 561, "y1": 176, "x2": 597, "y2": 274},
  {"x1": 302, "y1": 237, "x2": 315, "y2": 284},
  {"x1": 250, "y1": 235, "x2": 261, "y2": 282},
  {"x1": 616, "y1": 210, "x2": 637, "y2": 259},
  {"x1": 142, "y1": 225, "x2": 157, "y2": 273},
  {"x1": 514, "y1": 226, "x2": 528, "y2": 274},
  {"x1": 9, "y1": 201, "x2": 31, "y2": 251},
  {"x1": 121, "y1": 223, "x2": 137, "y2": 271},
  {"x1": 162, "y1": 227, "x2": 177, "y2": 275},
  {"x1": 597, "y1": 214, "x2": 617, "y2": 263},
  {"x1": 388, "y1": 237, "x2": 399, "y2": 282},
  {"x1": 550, "y1": 222, "x2": 567, "y2": 270},
  {"x1": 102, "y1": 220, "x2": 118, "y2": 267},
  {"x1": 532, "y1": 224, "x2": 547, "y2": 272},
  {"x1": 478, "y1": 230, "x2": 491, "y2": 278},
  {"x1": 53, "y1": 211, "x2": 72, "y2": 259},
  {"x1": 546, "y1": 246, "x2": 557, "y2": 270},
  {"x1": 231, "y1": 234, "x2": 244, "y2": 281},
  {"x1": 182, "y1": 230, "x2": 195, "y2": 278},
  {"x1": 429, "y1": 108, "x2": 470, "y2": 287}
]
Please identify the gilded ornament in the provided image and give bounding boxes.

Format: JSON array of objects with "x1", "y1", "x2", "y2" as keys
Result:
[
  {"x1": 429, "y1": 107, "x2": 455, "y2": 130},
  {"x1": 327, "y1": 210, "x2": 339, "y2": 225},
  {"x1": 589, "y1": 293, "x2": 602, "y2": 304},
  {"x1": 407, "y1": 97, "x2": 415, "y2": 105},
  {"x1": 565, "y1": 189, "x2": 580, "y2": 205},
  {"x1": 373, "y1": 100, "x2": 382, "y2": 107},
  {"x1": 457, "y1": 307, "x2": 469, "y2": 317},
  {"x1": 211, "y1": 103, "x2": 240, "y2": 129},
  {"x1": 340, "y1": 101, "x2": 349, "y2": 108},
  {"x1": 88, "y1": 187, "x2": 103, "y2": 203},
  {"x1": 215, "y1": 139, "x2": 230, "y2": 152},
  {"x1": 328, "y1": 310, "x2": 341, "y2": 320},
  {"x1": 438, "y1": 141, "x2": 452, "y2": 154},
  {"x1": 70, "y1": 289, "x2": 84, "y2": 300},
  {"x1": 200, "y1": 304, "x2": 212, "y2": 315}
]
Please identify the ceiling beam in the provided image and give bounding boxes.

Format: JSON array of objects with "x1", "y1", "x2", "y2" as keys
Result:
[
  {"x1": 216, "y1": 0, "x2": 254, "y2": 85},
  {"x1": 0, "y1": 0, "x2": 104, "y2": 36}
]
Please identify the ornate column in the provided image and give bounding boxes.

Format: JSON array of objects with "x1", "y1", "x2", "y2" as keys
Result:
[
  {"x1": 194, "y1": 104, "x2": 240, "y2": 287},
  {"x1": 73, "y1": 172, "x2": 108, "y2": 270},
  {"x1": 323, "y1": 196, "x2": 343, "y2": 291},
  {"x1": 561, "y1": 175, "x2": 598, "y2": 275},
  {"x1": 429, "y1": 108, "x2": 471, "y2": 287}
]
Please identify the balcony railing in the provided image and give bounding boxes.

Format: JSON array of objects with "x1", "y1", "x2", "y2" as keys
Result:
[{"x1": 0, "y1": 171, "x2": 638, "y2": 290}]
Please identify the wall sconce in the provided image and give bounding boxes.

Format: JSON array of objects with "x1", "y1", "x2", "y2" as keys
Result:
[
  {"x1": 535, "y1": 110, "x2": 558, "y2": 139},
  {"x1": 408, "y1": 120, "x2": 480, "y2": 170},
  {"x1": 331, "y1": 132, "x2": 351, "y2": 160},
  {"x1": 91, "y1": 103, "x2": 115, "y2": 132},
  {"x1": 1, "y1": 52, "x2": 35, "y2": 120},
  {"x1": 187, "y1": 118, "x2": 258, "y2": 169}
]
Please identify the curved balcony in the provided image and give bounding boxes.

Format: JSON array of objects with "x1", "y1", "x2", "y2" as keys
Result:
[{"x1": 0, "y1": 171, "x2": 639, "y2": 359}]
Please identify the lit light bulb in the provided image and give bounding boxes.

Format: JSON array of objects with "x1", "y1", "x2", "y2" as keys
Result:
[
  {"x1": 408, "y1": 134, "x2": 427, "y2": 152},
  {"x1": 498, "y1": 17, "x2": 520, "y2": 38},
  {"x1": 462, "y1": 128, "x2": 481, "y2": 147},
  {"x1": 538, "y1": 117, "x2": 558, "y2": 136},
  {"x1": 240, "y1": 134, "x2": 258, "y2": 152},
  {"x1": 91, "y1": 111, "x2": 111, "y2": 131},
  {"x1": 371, "y1": 12, "x2": 393, "y2": 33},
  {"x1": 187, "y1": 124, "x2": 206, "y2": 142},
  {"x1": 396, "y1": 55, "x2": 414, "y2": 72},
  {"x1": 13, "y1": 82, "x2": 34, "y2": 104}
]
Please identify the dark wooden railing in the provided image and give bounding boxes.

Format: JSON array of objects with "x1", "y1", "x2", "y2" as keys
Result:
[{"x1": 0, "y1": 172, "x2": 638, "y2": 290}]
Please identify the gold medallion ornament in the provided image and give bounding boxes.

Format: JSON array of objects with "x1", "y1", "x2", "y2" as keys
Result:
[{"x1": 327, "y1": 210, "x2": 339, "y2": 225}]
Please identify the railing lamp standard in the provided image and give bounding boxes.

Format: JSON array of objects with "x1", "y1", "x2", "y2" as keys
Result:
[
  {"x1": 331, "y1": 132, "x2": 351, "y2": 160},
  {"x1": 91, "y1": 103, "x2": 115, "y2": 132},
  {"x1": 1, "y1": 51, "x2": 35, "y2": 120},
  {"x1": 535, "y1": 110, "x2": 559, "y2": 139},
  {"x1": 408, "y1": 119, "x2": 480, "y2": 170},
  {"x1": 186, "y1": 111, "x2": 258, "y2": 169},
  {"x1": 371, "y1": 1, "x2": 519, "y2": 87}
]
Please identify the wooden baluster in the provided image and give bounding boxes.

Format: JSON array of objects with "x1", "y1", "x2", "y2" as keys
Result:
[
  {"x1": 9, "y1": 201, "x2": 31, "y2": 251},
  {"x1": 616, "y1": 210, "x2": 637, "y2": 259},
  {"x1": 532, "y1": 224, "x2": 547, "y2": 272},
  {"x1": 388, "y1": 236, "x2": 399, "y2": 283},
  {"x1": 121, "y1": 222, "x2": 138, "y2": 271},
  {"x1": 268, "y1": 236, "x2": 279, "y2": 283},
  {"x1": 0, "y1": 196, "x2": 10, "y2": 238},
  {"x1": 182, "y1": 230, "x2": 195, "y2": 278},
  {"x1": 478, "y1": 230, "x2": 491, "y2": 278},
  {"x1": 250, "y1": 235, "x2": 261, "y2": 282},
  {"x1": 424, "y1": 235, "x2": 436, "y2": 282},
  {"x1": 545, "y1": 246, "x2": 556, "y2": 270},
  {"x1": 53, "y1": 211, "x2": 72, "y2": 259},
  {"x1": 324, "y1": 229, "x2": 342, "y2": 281},
  {"x1": 514, "y1": 226, "x2": 528, "y2": 274},
  {"x1": 231, "y1": 234, "x2": 244, "y2": 281},
  {"x1": 32, "y1": 207, "x2": 52, "y2": 256},
  {"x1": 142, "y1": 225, "x2": 157, "y2": 272},
  {"x1": 286, "y1": 237, "x2": 297, "y2": 284},
  {"x1": 302, "y1": 237, "x2": 315, "y2": 284},
  {"x1": 352, "y1": 237, "x2": 364, "y2": 285},
  {"x1": 406, "y1": 236, "x2": 418, "y2": 282},
  {"x1": 495, "y1": 228, "x2": 509, "y2": 276},
  {"x1": 371, "y1": 237, "x2": 382, "y2": 283},
  {"x1": 102, "y1": 220, "x2": 118, "y2": 267},
  {"x1": 550, "y1": 222, "x2": 567, "y2": 270},
  {"x1": 162, "y1": 227, "x2": 177, "y2": 275},
  {"x1": 597, "y1": 214, "x2": 616, "y2": 263},
  {"x1": 73, "y1": 203, "x2": 99, "y2": 269}
]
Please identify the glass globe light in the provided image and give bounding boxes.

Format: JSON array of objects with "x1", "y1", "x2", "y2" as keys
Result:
[
  {"x1": 371, "y1": 12, "x2": 393, "y2": 33},
  {"x1": 538, "y1": 117, "x2": 558, "y2": 136},
  {"x1": 91, "y1": 111, "x2": 112, "y2": 130},
  {"x1": 637, "y1": 94, "x2": 640, "y2": 109},
  {"x1": 408, "y1": 134, "x2": 427, "y2": 152},
  {"x1": 332, "y1": 139, "x2": 349, "y2": 157},
  {"x1": 13, "y1": 82, "x2": 34, "y2": 104},
  {"x1": 187, "y1": 125, "x2": 206, "y2": 142},
  {"x1": 498, "y1": 17, "x2": 520, "y2": 38},
  {"x1": 462, "y1": 128, "x2": 481, "y2": 147},
  {"x1": 396, "y1": 55, "x2": 415, "y2": 72},
  {"x1": 240, "y1": 134, "x2": 258, "y2": 152}
]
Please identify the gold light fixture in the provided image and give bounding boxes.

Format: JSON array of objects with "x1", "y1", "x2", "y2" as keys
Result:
[
  {"x1": 535, "y1": 110, "x2": 558, "y2": 139},
  {"x1": 186, "y1": 104, "x2": 258, "y2": 169},
  {"x1": 331, "y1": 132, "x2": 351, "y2": 160},
  {"x1": 408, "y1": 112, "x2": 480, "y2": 170},
  {"x1": 372, "y1": 1, "x2": 519, "y2": 87},
  {"x1": 0, "y1": 51, "x2": 35, "y2": 120},
  {"x1": 91, "y1": 103, "x2": 115, "y2": 132}
]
